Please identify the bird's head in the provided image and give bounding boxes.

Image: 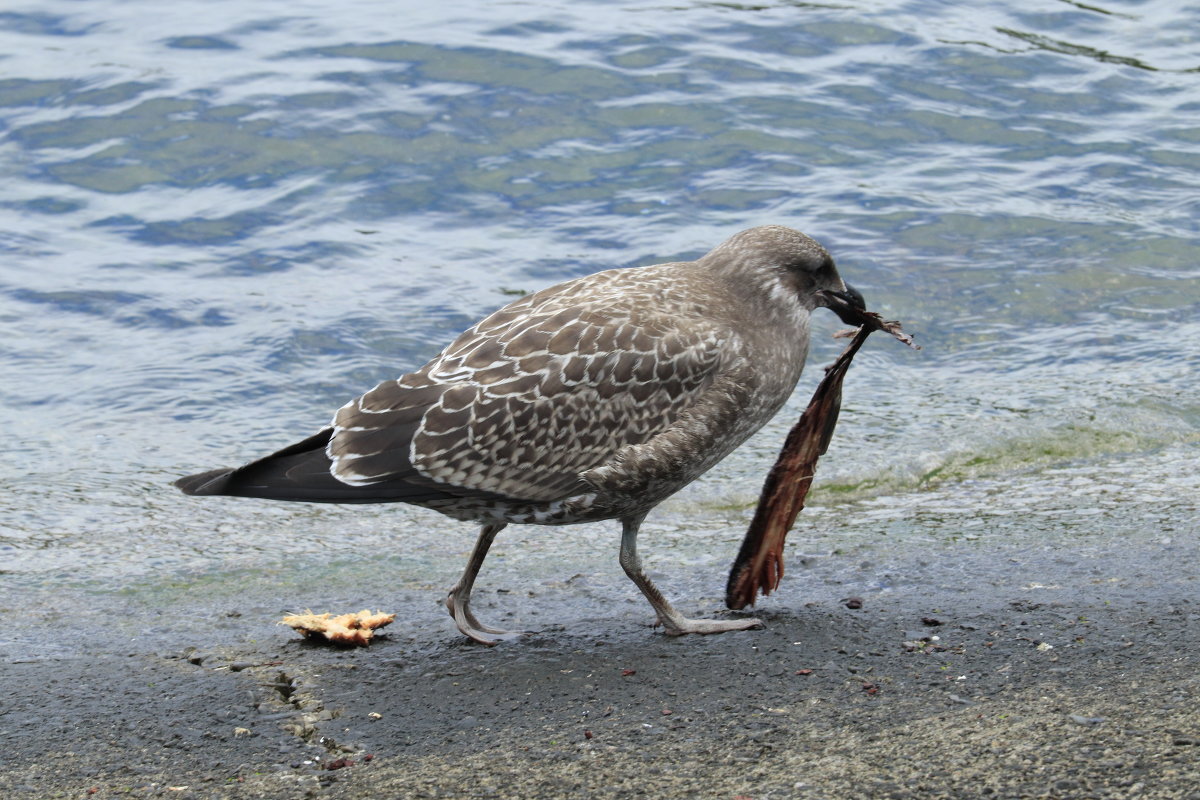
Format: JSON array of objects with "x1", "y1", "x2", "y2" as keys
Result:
[{"x1": 700, "y1": 225, "x2": 867, "y2": 325}]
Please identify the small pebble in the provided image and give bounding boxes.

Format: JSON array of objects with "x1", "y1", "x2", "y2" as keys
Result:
[{"x1": 1068, "y1": 714, "x2": 1106, "y2": 726}]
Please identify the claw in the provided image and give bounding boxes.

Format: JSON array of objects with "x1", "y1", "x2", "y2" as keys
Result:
[{"x1": 445, "y1": 588, "x2": 528, "y2": 646}]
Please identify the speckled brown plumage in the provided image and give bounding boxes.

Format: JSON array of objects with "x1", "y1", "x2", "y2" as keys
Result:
[{"x1": 176, "y1": 225, "x2": 863, "y2": 644}]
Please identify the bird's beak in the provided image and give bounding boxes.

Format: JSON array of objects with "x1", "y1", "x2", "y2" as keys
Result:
[{"x1": 817, "y1": 284, "x2": 868, "y2": 326}]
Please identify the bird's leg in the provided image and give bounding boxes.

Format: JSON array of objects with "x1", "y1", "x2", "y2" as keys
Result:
[
  {"x1": 618, "y1": 514, "x2": 763, "y2": 636},
  {"x1": 445, "y1": 522, "x2": 525, "y2": 645}
]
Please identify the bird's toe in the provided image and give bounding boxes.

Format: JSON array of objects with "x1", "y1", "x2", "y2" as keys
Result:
[{"x1": 660, "y1": 616, "x2": 764, "y2": 636}]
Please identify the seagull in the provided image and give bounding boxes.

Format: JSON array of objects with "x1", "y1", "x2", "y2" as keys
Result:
[{"x1": 176, "y1": 225, "x2": 866, "y2": 644}]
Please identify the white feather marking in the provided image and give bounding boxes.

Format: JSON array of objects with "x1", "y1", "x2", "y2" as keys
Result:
[
  {"x1": 767, "y1": 276, "x2": 809, "y2": 328},
  {"x1": 331, "y1": 468, "x2": 384, "y2": 487},
  {"x1": 330, "y1": 450, "x2": 381, "y2": 461}
]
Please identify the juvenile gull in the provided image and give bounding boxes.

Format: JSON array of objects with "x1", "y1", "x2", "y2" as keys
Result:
[{"x1": 176, "y1": 225, "x2": 865, "y2": 644}]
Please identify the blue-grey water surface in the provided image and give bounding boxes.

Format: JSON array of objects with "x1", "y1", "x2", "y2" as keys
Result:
[{"x1": 1, "y1": 1, "x2": 1197, "y2": 617}]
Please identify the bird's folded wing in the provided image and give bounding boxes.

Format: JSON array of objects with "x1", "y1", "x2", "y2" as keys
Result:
[
  {"x1": 579, "y1": 365, "x2": 755, "y2": 497},
  {"x1": 327, "y1": 302, "x2": 735, "y2": 502}
]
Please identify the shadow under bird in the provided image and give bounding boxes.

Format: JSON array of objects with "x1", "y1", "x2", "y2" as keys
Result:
[{"x1": 176, "y1": 225, "x2": 866, "y2": 644}]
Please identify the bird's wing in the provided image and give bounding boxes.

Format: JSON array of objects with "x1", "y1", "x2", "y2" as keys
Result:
[
  {"x1": 326, "y1": 294, "x2": 737, "y2": 502},
  {"x1": 578, "y1": 362, "x2": 757, "y2": 499}
]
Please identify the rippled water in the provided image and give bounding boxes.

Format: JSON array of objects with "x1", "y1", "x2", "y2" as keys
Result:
[{"x1": 1, "y1": 0, "x2": 1197, "y2": 591}]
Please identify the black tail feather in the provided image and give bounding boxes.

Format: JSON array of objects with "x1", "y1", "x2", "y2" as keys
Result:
[
  {"x1": 174, "y1": 467, "x2": 238, "y2": 496},
  {"x1": 174, "y1": 428, "x2": 452, "y2": 504}
]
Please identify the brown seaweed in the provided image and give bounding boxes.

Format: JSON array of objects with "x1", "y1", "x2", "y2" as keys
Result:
[{"x1": 725, "y1": 312, "x2": 915, "y2": 610}]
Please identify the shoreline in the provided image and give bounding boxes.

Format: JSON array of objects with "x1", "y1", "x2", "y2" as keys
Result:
[{"x1": 4, "y1": 518, "x2": 1198, "y2": 799}]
